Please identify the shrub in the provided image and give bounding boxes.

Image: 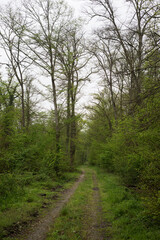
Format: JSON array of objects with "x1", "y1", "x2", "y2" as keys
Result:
[{"x1": 0, "y1": 173, "x2": 25, "y2": 210}]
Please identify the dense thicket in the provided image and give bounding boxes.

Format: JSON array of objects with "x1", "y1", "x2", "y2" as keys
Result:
[{"x1": 83, "y1": 0, "x2": 160, "y2": 222}]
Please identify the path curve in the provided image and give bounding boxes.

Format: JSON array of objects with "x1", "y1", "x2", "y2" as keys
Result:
[{"x1": 24, "y1": 171, "x2": 85, "y2": 240}]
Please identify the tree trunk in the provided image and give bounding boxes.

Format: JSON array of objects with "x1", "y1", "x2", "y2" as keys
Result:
[
  {"x1": 70, "y1": 98, "x2": 76, "y2": 169},
  {"x1": 66, "y1": 76, "x2": 71, "y2": 161},
  {"x1": 21, "y1": 83, "x2": 25, "y2": 129},
  {"x1": 51, "y1": 76, "x2": 60, "y2": 153}
]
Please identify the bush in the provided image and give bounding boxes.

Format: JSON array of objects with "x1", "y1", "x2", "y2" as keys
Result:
[
  {"x1": 0, "y1": 173, "x2": 25, "y2": 210},
  {"x1": 99, "y1": 145, "x2": 114, "y2": 172}
]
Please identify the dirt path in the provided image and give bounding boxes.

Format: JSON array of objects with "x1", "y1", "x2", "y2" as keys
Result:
[
  {"x1": 23, "y1": 172, "x2": 85, "y2": 240},
  {"x1": 83, "y1": 172, "x2": 109, "y2": 240}
]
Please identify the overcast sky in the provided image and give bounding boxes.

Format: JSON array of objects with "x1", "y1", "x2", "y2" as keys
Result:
[
  {"x1": 0, "y1": 0, "x2": 128, "y2": 18},
  {"x1": 0, "y1": 0, "x2": 129, "y2": 36},
  {"x1": 0, "y1": 0, "x2": 84, "y2": 10},
  {"x1": 0, "y1": 0, "x2": 129, "y2": 111}
]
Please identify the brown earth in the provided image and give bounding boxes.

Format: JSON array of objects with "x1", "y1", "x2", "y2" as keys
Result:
[
  {"x1": 82, "y1": 172, "x2": 112, "y2": 240},
  {"x1": 4, "y1": 169, "x2": 112, "y2": 240},
  {"x1": 22, "y1": 172, "x2": 85, "y2": 240}
]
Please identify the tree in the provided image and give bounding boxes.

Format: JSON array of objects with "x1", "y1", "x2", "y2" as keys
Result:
[
  {"x1": 88, "y1": 38, "x2": 121, "y2": 121},
  {"x1": 84, "y1": 90, "x2": 114, "y2": 166},
  {"x1": 0, "y1": 6, "x2": 31, "y2": 129},
  {"x1": 57, "y1": 23, "x2": 92, "y2": 167},
  {"x1": 86, "y1": 0, "x2": 160, "y2": 109},
  {"x1": 24, "y1": 76, "x2": 40, "y2": 131},
  {"x1": 0, "y1": 70, "x2": 18, "y2": 149},
  {"x1": 23, "y1": 0, "x2": 73, "y2": 155}
]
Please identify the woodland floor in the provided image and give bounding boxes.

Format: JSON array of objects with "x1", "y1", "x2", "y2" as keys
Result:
[
  {"x1": 23, "y1": 171, "x2": 85, "y2": 240},
  {"x1": 2, "y1": 167, "x2": 159, "y2": 240},
  {"x1": 2, "y1": 168, "x2": 110, "y2": 240},
  {"x1": 82, "y1": 173, "x2": 108, "y2": 240}
]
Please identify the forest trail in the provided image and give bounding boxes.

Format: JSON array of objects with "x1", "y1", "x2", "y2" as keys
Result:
[
  {"x1": 7, "y1": 168, "x2": 111, "y2": 240},
  {"x1": 82, "y1": 172, "x2": 108, "y2": 240},
  {"x1": 24, "y1": 172, "x2": 85, "y2": 240},
  {"x1": 23, "y1": 168, "x2": 108, "y2": 240}
]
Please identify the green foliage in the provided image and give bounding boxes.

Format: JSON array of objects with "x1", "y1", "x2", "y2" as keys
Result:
[
  {"x1": 99, "y1": 145, "x2": 114, "y2": 171},
  {"x1": 85, "y1": 85, "x2": 160, "y2": 223},
  {"x1": 103, "y1": 109, "x2": 160, "y2": 220},
  {"x1": 0, "y1": 170, "x2": 80, "y2": 239},
  {"x1": 96, "y1": 167, "x2": 160, "y2": 240},
  {"x1": 41, "y1": 148, "x2": 68, "y2": 177},
  {"x1": 47, "y1": 167, "x2": 160, "y2": 240},
  {"x1": 0, "y1": 173, "x2": 25, "y2": 210},
  {"x1": 46, "y1": 167, "x2": 93, "y2": 240}
]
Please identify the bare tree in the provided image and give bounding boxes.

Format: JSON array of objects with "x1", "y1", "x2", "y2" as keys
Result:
[
  {"x1": 57, "y1": 23, "x2": 92, "y2": 167},
  {"x1": 86, "y1": 0, "x2": 160, "y2": 108},
  {"x1": 89, "y1": 38, "x2": 120, "y2": 121},
  {"x1": 0, "y1": 6, "x2": 31, "y2": 129},
  {"x1": 23, "y1": 0, "x2": 73, "y2": 154}
]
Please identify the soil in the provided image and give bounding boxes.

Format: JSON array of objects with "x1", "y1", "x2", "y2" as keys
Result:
[
  {"x1": 83, "y1": 172, "x2": 112, "y2": 240},
  {"x1": 4, "y1": 170, "x2": 112, "y2": 240},
  {"x1": 23, "y1": 172, "x2": 85, "y2": 240}
]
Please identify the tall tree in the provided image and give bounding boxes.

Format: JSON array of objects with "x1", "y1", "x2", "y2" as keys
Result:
[
  {"x1": 0, "y1": 7, "x2": 31, "y2": 129},
  {"x1": 57, "y1": 24, "x2": 92, "y2": 167},
  {"x1": 0, "y1": 71, "x2": 18, "y2": 149},
  {"x1": 86, "y1": 0, "x2": 160, "y2": 109},
  {"x1": 89, "y1": 39, "x2": 120, "y2": 121},
  {"x1": 23, "y1": 0, "x2": 73, "y2": 154}
]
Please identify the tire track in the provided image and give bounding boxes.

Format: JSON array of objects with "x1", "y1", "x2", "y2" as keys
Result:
[
  {"x1": 24, "y1": 172, "x2": 85, "y2": 240},
  {"x1": 83, "y1": 172, "x2": 111, "y2": 240}
]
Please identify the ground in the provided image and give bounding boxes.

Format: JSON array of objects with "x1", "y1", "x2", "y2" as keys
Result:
[
  {"x1": 1, "y1": 167, "x2": 110, "y2": 240},
  {"x1": 1, "y1": 167, "x2": 160, "y2": 240}
]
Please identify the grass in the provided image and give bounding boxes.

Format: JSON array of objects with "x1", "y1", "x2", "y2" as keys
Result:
[
  {"x1": 96, "y1": 167, "x2": 160, "y2": 240},
  {"x1": 46, "y1": 167, "x2": 94, "y2": 240},
  {"x1": 0, "y1": 170, "x2": 80, "y2": 240},
  {"x1": 1, "y1": 167, "x2": 159, "y2": 240},
  {"x1": 47, "y1": 166, "x2": 160, "y2": 240}
]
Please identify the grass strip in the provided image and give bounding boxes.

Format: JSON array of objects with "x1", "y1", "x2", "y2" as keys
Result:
[
  {"x1": 95, "y1": 167, "x2": 160, "y2": 240},
  {"x1": 46, "y1": 167, "x2": 94, "y2": 240},
  {"x1": 0, "y1": 171, "x2": 80, "y2": 240}
]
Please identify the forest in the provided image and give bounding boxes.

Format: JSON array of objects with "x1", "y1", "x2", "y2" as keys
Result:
[{"x1": 0, "y1": 0, "x2": 160, "y2": 239}]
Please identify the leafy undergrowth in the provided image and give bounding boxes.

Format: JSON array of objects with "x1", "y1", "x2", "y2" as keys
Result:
[
  {"x1": 46, "y1": 167, "x2": 94, "y2": 240},
  {"x1": 0, "y1": 170, "x2": 80, "y2": 239},
  {"x1": 96, "y1": 167, "x2": 160, "y2": 240}
]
